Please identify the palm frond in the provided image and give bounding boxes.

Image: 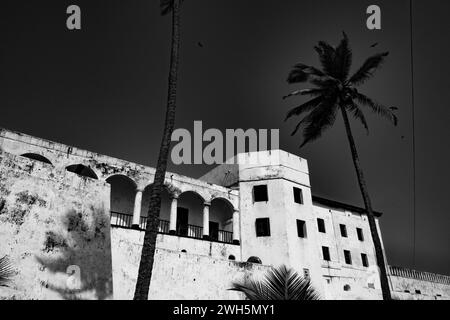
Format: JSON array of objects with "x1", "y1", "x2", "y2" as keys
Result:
[
  {"x1": 347, "y1": 102, "x2": 369, "y2": 134},
  {"x1": 299, "y1": 100, "x2": 338, "y2": 147},
  {"x1": 230, "y1": 265, "x2": 320, "y2": 300},
  {"x1": 0, "y1": 255, "x2": 14, "y2": 287},
  {"x1": 354, "y1": 92, "x2": 398, "y2": 125},
  {"x1": 310, "y1": 76, "x2": 339, "y2": 89},
  {"x1": 284, "y1": 95, "x2": 324, "y2": 122},
  {"x1": 230, "y1": 279, "x2": 271, "y2": 300},
  {"x1": 160, "y1": 0, "x2": 183, "y2": 15},
  {"x1": 348, "y1": 52, "x2": 389, "y2": 86},
  {"x1": 334, "y1": 32, "x2": 353, "y2": 81},
  {"x1": 283, "y1": 88, "x2": 324, "y2": 100},
  {"x1": 314, "y1": 41, "x2": 336, "y2": 76},
  {"x1": 287, "y1": 63, "x2": 325, "y2": 84}
]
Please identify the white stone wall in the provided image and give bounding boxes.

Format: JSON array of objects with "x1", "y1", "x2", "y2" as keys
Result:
[
  {"x1": 111, "y1": 228, "x2": 268, "y2": 300},
  {"x1": 0, "y1": 151, "x2": 113, "y2": 300}
]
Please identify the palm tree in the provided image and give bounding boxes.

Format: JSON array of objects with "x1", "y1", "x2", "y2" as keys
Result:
[
  {"x1": 230, "y1": 265, "x2": 320, "y2": 300},
  {"x1": 284, "y1": 33, "x2": 397, "y2": 300},
  {"x1": 133, "y1": 0, "x2": 183, "y2": 300},
  {"x1": 0, "y1": 255, "x2": 14, "y2": 287}
]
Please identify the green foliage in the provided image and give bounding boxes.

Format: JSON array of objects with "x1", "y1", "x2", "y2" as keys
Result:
[
  {"x1": 230, "y1": 265, "x2": 320, "y2": 300},
  {"x1": 284, "y1": 32, "x2": 397, "y2": 147}
]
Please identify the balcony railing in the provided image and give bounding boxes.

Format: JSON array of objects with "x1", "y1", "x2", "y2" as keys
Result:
[
  {"x1": 110, "y1": 211, "x2": 133, "y2": 228},
  {"x1": 110, "y1": 211, "x2": 234, "y2": 244},
  {"x1": 389, "y1": 265, "x2": 450, "y2": 285}
]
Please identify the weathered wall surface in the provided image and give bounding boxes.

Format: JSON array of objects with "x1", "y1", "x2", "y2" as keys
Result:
[
  {"x1": 0, "y1": 151, "x2": 113, "y2": 300},
  {"x1": 111, "y1": 228, "x2": 268, "y2": 300},
  {"x1": 388, "y1": 266, "x2": 450, "y2": 300}
]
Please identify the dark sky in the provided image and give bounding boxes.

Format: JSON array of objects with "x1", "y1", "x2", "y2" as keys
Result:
[{"x1": 1, "y1": 1, "x2": 449, "y2": 275}]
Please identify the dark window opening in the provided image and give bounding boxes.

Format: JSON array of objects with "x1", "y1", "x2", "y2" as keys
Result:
[
  {"x1": 228, "y1": 255, "x2": 236, "y2": 261},
  {"x1": 209, "y1": 221, "x2": 219, "y2": 241},
  {"x1": 255, "y1": 218, "x2": 270, "y2": 237},
  {"x1": 357, "y1": 228, "x2": 364, "y2": 241},
  {"x1": 415, "y1": 290, "x2": 421, "y2": 294},
  {"x1": 340, "y1": 224, "x2": 348, "y2": 238},
  {"x1": 303, "y1": 268, "x2": 310, "y2": 279},
  {"x1": 344, "y1": 250, "x2": 352, "y2": 265},
  {"x1": 21, "y1": 153, "x2": 53, "y2": 165},
  {"x1": 181, "y1": 249, "x2": 187, "y2": 253},
  {"x1": 66, "y1": 164, "x2": 98, "y2": 179},
  {"x1": 404, "y1": 290, "x2": 410, "y2": 293},
  {"x1": 293, "y1": 187, "x2": 303, "y2": 204},
  {"x1": 296, "y1": 220, "x2": 307, "y2": 238},
  {"x1": 176, "y1": 207, "x2": 189, "y2": 236},
  {"x1": 343, "y1": 284, "x2": 351, "y2": 291},
  {"x1": 322, "y1": 246, "x2": 331, "y2": 261},
  {"x1": 253, "y1": 185, "x2": 268, "y2": 202},
  {"x1": 247, "y1": 256, "x2": 262, "y2": 264},
  {"x1": 361, "y1": 253, "x2": 369, "y2": 267},
  {"x1": 317, "y1": 218, "x2": 326, "y2": 233}
]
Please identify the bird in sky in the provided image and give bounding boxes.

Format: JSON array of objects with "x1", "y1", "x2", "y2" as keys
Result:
[{"x1": 370, "y1": 42, "x2": 379, "y2": 48}]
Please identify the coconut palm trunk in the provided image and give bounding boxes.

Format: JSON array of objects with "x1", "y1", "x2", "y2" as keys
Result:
[
  {"x1": 133, "y1": 0, "x2": 181, "y2": 300},
  {"x1": 340, "y1": 106, "x2": 391, "y2": 300},
  {"x1": 284, "y1": 33, "x2": 397, "y2": 300}
]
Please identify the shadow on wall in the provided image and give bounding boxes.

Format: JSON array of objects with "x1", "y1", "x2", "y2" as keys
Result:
[{"x1": 36, "y1": 207, "x2": 113, "y2": 300}]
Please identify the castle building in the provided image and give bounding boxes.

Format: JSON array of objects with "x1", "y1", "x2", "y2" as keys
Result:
[{"x1": 0, "y1": 127, "x2": 449, "y2": 300}]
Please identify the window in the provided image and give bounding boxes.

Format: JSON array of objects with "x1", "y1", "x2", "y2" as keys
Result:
[
  {"x1": 253, "y1": 185, "x2": 268, "y2": 202},
  {"x1": 296, "y1": 220, "x2": 307, "y2": 238},
  {"x1": 415, "y1": 289, "x2": 421, "y2": 294},
  {"x1": 357, "y1": 228, "x2": 364, "y2": 241},
  {"x1": 255, "y1": 218, "x2": 270, "y2": 237},
  {"x1": 293, "y1": 187, "x2": 303, "y2": 204},
  {"x1": 361, "y1": 253, "x2": 369, "y2": 267},
  {"x1": 317, "y1": 218, "x2": 326, "y2": 233},
  {"x1": 344, "y1": 250, "x2": 352, "y2": 265},
  {"x1": 322, "y1": 246, "x2": 331, "y2": 261},
  {"x1": 303, "y1": 268, "x2": 310, "y2": 279},
  {"x1": 340, "y1": 224, "x2": 347, "y2": 238}
]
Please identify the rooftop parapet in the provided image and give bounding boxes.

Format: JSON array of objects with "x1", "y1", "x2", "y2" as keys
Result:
[{"x1": 389, "y1": 265, "x2": 450, "y2": 285}]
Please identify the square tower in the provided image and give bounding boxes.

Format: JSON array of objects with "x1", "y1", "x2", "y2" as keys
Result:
[{"x1": 235, "y1": 150, "x2": 325, "y2": 294}]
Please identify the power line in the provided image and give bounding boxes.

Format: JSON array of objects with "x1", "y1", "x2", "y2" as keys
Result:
[{"x1": 409, "y1": 0, "x2": 417, "y2": 267}]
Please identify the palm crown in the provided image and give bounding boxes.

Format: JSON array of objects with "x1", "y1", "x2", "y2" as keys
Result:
[
  {"x1": 284, "y1": 32, "x2": 398, "y2": 147},
  {"x1": 230, "y1": 265, "x2": 320, "y2": 300},
  {"x1": 160, "y1": 0, "x2": 183, "y2": 15}
]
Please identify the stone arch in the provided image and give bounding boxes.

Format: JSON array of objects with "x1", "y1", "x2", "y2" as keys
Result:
[
  {"x1": 210, "y1": 197, "x2": 234, "y2": 242},
  {"x1": 141, "y1": 182, "x2": 181, "y2": 200},
  {"x1": 66, "y1": 164, "x2": 98, "y2": 180},
  {"x1": 20, "y1": 153, "x2": 53, "y2": 166},
  {"x1": 106, "y1": 175, "x2": 137, "y2": 227},
  {"x1": 176, "y1": 191, "x2": 205, "y2": 237},
  {"x1": 210, "y1": 196, "x2": 235, "y2": 211},
  {"x1": 141, "y1": 184, "x2": 172, "y2": 222}
]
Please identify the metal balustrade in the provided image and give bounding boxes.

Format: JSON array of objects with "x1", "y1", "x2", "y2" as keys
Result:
[
  {"x1": 110, "y1": 211, "x2": 133, "y2": 228},
  {"x1": 110, "y1": 211, "x2": 234, "y2": 244},
  {"x1": 388, "y1": 265, "x2": 450, "y2": 285}
]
